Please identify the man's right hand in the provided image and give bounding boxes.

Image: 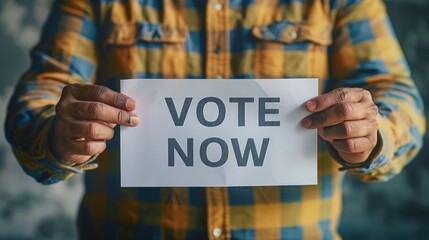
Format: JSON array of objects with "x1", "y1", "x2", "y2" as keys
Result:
[{"x1": 50, "y1": 84, "x2": 140, "y2": 164}]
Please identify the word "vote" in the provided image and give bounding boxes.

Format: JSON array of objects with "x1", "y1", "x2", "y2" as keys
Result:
[{"x1": 165, "y1": 97, "x2": 281, "y2": 127}]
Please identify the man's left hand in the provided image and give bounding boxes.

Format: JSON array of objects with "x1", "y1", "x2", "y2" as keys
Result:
[{"x1": 302, "y1": 88, "x2": 379, "y2": 164}]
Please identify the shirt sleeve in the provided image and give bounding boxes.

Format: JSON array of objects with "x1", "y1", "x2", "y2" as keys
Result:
[
  {"x1": 328, "y1": 0, "x2": 426, "y2": 181},
  {"x1": 4, "y1": 0, "x2": 99, "y2": 184}
]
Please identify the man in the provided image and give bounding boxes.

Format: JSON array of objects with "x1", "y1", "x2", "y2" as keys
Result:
[{"x1": 5, "y1": 0, "x2": 425, "y2": 239}]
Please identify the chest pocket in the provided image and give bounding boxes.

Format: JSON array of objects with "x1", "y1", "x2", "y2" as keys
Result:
[
  {"x1": 100, "y1": 22, "x2": 188, "y2": 89},
  {"x1": 251, "y1": 20, "x2": 332, "y2": 79}
]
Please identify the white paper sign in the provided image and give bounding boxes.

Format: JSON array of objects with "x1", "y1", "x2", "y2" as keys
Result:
[{"x1": 120, "y1": 79, "x2": 318, "y2": 187}]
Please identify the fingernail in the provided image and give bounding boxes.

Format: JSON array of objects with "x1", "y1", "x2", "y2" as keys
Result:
[
  {"x1": 126, "y1": 100, "x2": 136, "y2": 110},
  {"x1": 302, "y1": 118, "x2": 311, "y2": 128},
  {"x1": 129, "y1": 116, "x2": 140, "y2": 126},
  {"x1": 306, "y1": 100, "x2": 316, "y2": 111}
]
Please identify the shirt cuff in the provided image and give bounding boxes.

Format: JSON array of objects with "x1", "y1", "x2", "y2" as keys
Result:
[{"x1": 46, "y1": 152, "x2": 99, "y2": 174}]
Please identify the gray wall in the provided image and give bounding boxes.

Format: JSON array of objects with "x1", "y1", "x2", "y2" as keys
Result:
[
  {"x1": 0, "y1": 0, "x2": 428, "y2": 239},
  {"x1": 0, "y1": 0, "x2": 82, "y2": 239}
]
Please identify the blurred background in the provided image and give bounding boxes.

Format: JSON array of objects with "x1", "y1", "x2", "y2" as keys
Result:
[{"x1": 0, "y1": 0, "x2": 428, "y2": 239}]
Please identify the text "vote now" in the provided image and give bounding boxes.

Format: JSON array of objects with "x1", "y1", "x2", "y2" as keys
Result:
[{"x1": 165, "y1": 97, "x2": 281, "y2": 167}]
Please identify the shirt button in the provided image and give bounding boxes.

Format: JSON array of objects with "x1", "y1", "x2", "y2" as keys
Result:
[
  {"x1": 289, "y1": 30, "x2": 298, "y2": 40},
  {"x1": 214, "y1": 46, "x2": 221, "y2": 54},
  {"x1": 214, "y1": 75, "x2": 222, "y2": 79},
  {"x1": 213, "y1": 2, "x2": 222, "y2": 11},
  {"x1": 212, "y1": 228, "x2": 222, "y2": 238}
]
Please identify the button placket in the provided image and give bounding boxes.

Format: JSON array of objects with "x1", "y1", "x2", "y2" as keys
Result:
[
  {"x1": 206, "y1": 0, "x2": 229, "y2": 79},
  {"x1": 205, "y1": 187, "x2": 230, "y2": 240}
]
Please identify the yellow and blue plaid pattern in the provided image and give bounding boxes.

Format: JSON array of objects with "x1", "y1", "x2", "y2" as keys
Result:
[{"x1": 5, "y1": 0, "x2": 425, "y2": 239}]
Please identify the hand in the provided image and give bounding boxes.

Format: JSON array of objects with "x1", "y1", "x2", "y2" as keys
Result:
[
  {"x1": 302, "y1": 88, "x2": 379, "y2": 164},
  {"x1": 50, "y1": 84, "x2": 140, "y2": 164}
]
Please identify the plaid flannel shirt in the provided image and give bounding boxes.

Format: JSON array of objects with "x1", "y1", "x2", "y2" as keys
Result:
[{"x1": 5, "y1": 0, "x2": 425, "y2": 239}]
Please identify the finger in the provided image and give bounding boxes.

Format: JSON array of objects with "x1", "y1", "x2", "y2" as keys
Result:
[
  {"x1": 305, "y1": 88, "x2": 367, "y2": 112},
  {"x1": 319, "y1": 119, "x2": 378, "y2": 141},
  {"x1": 303, "y1": 102, "x2": 369, "y2": 129},
  {"x1": 72, "y1": 101, "x2": 140, "y2": 126},
  {"x1": 101, "y1": 121, "x2": 117, "y2": 129},
  {"x1": 68, "y1": 84, "x2": 137, "y2": 111},
  {"x1": 331, "y1": 135, "x2": 377, "y2": 154},
  {"x1": 61, "y1": 154, "x2": 93, "y2": 165},
  {"x1": 58, "y1": 120, "x2": 115, "y2": 140},
  {"x1": 61, "y1": 139, "x2": 107, "y2": 157},
  {"x1": 337, "y1": 151, "x2": 372, "y2": 165}
]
